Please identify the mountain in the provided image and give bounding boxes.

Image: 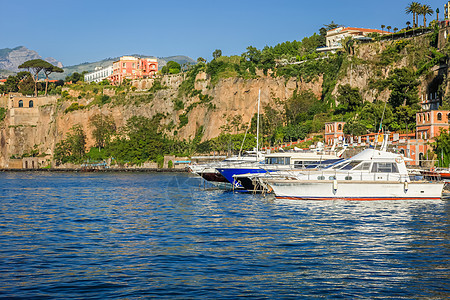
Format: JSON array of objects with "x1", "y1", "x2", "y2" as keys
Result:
[
  {"x1": 0, "y1": 46, "x2": 63, "y2": 75},
  {"x1": 48, "y1": 55, "x2": 196, "y2": 80}
]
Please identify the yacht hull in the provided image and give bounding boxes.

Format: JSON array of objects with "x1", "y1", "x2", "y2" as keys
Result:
[{"x1": 266, "y1": 180, "x2": 444, "y2": 200}]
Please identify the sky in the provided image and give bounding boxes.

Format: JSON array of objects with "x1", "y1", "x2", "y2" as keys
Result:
[{"x1": 0, "y1": 0, "x2": 445, "y2": 66}]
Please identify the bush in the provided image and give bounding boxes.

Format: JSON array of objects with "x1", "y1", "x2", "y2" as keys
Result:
[{"x1": 64, "y1": 102, "x2": 85, "y2": 113}]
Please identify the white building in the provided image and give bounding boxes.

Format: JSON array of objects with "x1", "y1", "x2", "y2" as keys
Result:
[
  {"x1": 317, "y1": 26, "x2": 388, "y2": 52},
  {"x1": 84, "y1": 66, "x2": 113, "y2": 83}
]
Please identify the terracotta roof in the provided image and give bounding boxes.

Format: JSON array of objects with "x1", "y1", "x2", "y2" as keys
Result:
[{"x1": 329, "y1": 27, "x2": 387, "y2": 34}]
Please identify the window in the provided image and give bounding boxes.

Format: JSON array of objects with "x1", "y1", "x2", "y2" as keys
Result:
[
  {"x1": 123, "y1": 63, "x2": 126, "y2": 67},
  {"x1": 371, "y1": 162, "x2": 399, "y2": 173},
  {"x1": 29, "y1": 100, "x2": 33, "y2": 108},
  {"x1": 338, "y1": 124, "x2": 342, "y2": 130},
  {"x1": 265, "y1": 157, "x2": 290, "y2": 165},
  {"x1": 18, "y1": 100, "x2": 23, "y2": 107},
  {"x1": 340, "y1": 160, "x2": 362, "y2": 170},
  {"x1": 352, "y1": 162, "x2": 371, "y2": 171},
  {"x1": 437, "y1": 112, "x2": 442, "y2": 121}
]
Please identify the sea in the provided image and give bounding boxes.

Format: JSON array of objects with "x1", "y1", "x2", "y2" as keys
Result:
[{"x1": 0, "y1": 171, "x2": 449, "y2": 299}]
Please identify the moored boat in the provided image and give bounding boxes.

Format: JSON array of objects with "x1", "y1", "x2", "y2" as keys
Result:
[{"x1": 262, "y1": 148, "x2": 445, "y2": 200}]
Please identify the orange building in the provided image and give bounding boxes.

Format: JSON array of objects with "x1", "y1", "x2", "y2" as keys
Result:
[
  {"x1": 324, "y1": 122, "x2": 346, "y2": 145},
  {"x1": 110, "y1": 56, "x2": 158, "y2": 85},
  {"x1": 393, "y1": 111, "x2": 450, "y2": 166},
  {"x1": 416, "y1": 110, "x2": 450, "y2": 140}
]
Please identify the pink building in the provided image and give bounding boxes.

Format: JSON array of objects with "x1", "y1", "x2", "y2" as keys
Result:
[
  {"x1": 325, "y1": 122, "x2": 346, "y2": 145},
  {"x1": 110, "y1": 56, "x2": 158, "y2": 85}
]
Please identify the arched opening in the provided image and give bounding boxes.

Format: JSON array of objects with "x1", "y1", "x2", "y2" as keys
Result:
[
  {"x1": 29, "y1": 100, "x2": 34, "y2": 108},
  {"x1": 18, "y1": 100, "x2": 23, "y2": 108},
  {"x1": 437, "y1": 112, "x2": 442, "y2": 121},
  {"x1": 338, "y1": 124, "x2": 342, "y2": 131},
  {"x1": 419, "y1": 153, "x2": 424, "y2": 167}
]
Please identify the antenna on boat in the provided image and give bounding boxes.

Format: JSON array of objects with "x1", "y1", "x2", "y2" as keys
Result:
[
  {"x1": 374, "y1": 100, "x2": 387, "y2": 151},
  {"x1": 256, "y1": 89, "x2": 261, "y2": 161},
  {"x1": 238, "y1": 91, "x2": 260, "y2": 158}
]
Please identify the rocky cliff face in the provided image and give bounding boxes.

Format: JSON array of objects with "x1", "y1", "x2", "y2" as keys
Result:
[
  {"x1": 0, "y1": 34, "x2": 447, "y2": 168},
  {"x1": 0, "y1": 72, "x2": 322, "y2": 167}
]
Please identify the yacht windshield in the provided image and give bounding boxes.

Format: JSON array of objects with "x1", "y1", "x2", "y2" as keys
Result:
[
  {"x1": 339, "y1": 160, "x2": 362, "y2": 170},
  {"x1": 371, "y1": 162, "x2": 399, "y2": 173}
]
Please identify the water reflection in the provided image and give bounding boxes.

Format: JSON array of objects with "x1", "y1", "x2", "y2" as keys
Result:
[{"x1": 0, "y1": 172, "x2": 448, "y2": 299}]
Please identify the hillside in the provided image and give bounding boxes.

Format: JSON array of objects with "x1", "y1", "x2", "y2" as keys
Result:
[{"x1": 0, "y1": 27, "x2": 449, "y2": 168}]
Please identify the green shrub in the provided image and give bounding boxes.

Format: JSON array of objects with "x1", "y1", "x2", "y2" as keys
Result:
[
  {"x1": 64, "y1": 102, "x2": 85, "y2": 113},
  {"x1": 0, "y1": 107, "x2": 7, "y2": 121}
]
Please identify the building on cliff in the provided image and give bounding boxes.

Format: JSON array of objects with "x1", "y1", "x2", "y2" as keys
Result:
[
  {"x1": 317, "y1": 26, "x2": 389, "y2": 52},
  {"x1": 109, "y1": 56, "x2": 158, "y2": 85},
  {"x1": 84, "y1": 66, "x2": 113, "y2": 83}
]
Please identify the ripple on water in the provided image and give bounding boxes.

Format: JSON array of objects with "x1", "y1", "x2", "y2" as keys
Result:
[{"x1": 0, "y1": 172, "x2": 449, "y2": 299}]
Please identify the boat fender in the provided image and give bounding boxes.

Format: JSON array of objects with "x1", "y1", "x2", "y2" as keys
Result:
[
  {"x1": 404, "y1": 181, "x2": 408, "y2": 193},
  {"x1": 333, "y1": 179, "x2": 338, "y2": 193}
]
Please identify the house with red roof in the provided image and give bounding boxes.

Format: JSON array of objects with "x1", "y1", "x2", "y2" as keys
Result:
[{"x1": 318, "y1": 26, "x2": 390, "y2": 52}]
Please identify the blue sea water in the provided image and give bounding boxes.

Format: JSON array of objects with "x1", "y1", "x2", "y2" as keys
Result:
[{"x1": 0, "y1": 171, "x2": 449, "y2": 299}]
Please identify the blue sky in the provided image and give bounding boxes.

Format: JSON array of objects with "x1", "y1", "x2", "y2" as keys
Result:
[{"x1": 0, "y1": 0, "x2": 445, "y2": 66}]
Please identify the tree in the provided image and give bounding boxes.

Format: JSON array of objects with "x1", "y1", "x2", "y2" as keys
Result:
[
  {"x1": 161, "y1": 61, "x2": 181, "y2": 74},
  {"x1": 436, "y1": 7, "x2": 440, "y2": 22},
  {"x1": 381, "y1": 25, "x2": 385, "y2": 33},
  {"x1": 335, "y1": 84, "x2": 363, "y2": 114},
  {"x1": 43, "y1": 64, "x2": 63, "y2": 96},
  {"x1": 242, "y1": 46, "x2": 261, "y2": 64},
  {"x1": 89, "y1": 114, "x2": 116, "y2": 150},
  {"x1": 285, "y1": 90, "x2": 318, "y2": 124},
  {"x1": 406, "y1": 2, "x2": 421, "y2": 28},
  {"x1": 387, "y1": 68, "x2": 420, "y2": 107},
  {"x1": 394, "y1": 27, "x2": 398, "y2": 33},
  {"x1": 54, "y1": 124, "x2": 86, "y2": 165},
  {"x1": 341, "y1": 36, "x2": 355, "y2": 55},
  {"x1": 65, "y1": 72, "x2": 84, "y2": 83},
  {"x1": 212, "y1": 49, "x2": 222, "y2": 60},
  {"x1": 387, "y1": 25, "x2": 392, "y2": 33},
  {"x1": 18, "y1": 59, "x2": 52, "y2": 96},
  {"x1": 197, "y1": 57, "x2": 206, "y2": 63},
  {"x1": 420, "y1": 4, "x2": 433, "y2": 27},
  {"x1": 18, "y1": 72, "x2": 36, "y2": 95},
  {"x1": 323, "y1": 21, "x2": 341, "y2": 31},
  {"x1": 432, "y1": 129, "x2": 450, "y2": 167}
]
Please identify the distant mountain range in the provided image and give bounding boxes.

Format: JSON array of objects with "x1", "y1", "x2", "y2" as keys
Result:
[
  {"x1": 0, "y1": 46, "x2": 63, "y2": 75},
  {"x1": 0, "y1": 46, "x2": 196, "y2": 80}
]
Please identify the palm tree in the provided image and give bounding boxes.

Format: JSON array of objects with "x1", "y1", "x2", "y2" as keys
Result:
[
  {"x1": 387, "y1": 25, "x2": 392, "y2": 33},
  {"x1": 420, "y1": 4, "x2": 433, "y2": 27},
  {"x1": 394, "y1": 27, "x2": 398, "y2": 33},
  {"x1": 406, "y1": 2, "x2": 421, "y2": 28},
  {"x1": 406, "y1": 21, "x2": 411, "y2": 28},
  {"x1": 436, "y1": 8, "x2": 440, "y2": 22},
  {"x1": 381, "y1": 24, "x2": 385, "y2": 33}
]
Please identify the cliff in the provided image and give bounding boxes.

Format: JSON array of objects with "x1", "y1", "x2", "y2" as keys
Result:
[{"x1": 0, "y1": 33, "x2": 447, "y2": 168}]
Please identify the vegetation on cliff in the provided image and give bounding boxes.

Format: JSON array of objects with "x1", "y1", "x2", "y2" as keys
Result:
[{"x1": 3, "y1": 3, "x2": 450, "y2": 166}]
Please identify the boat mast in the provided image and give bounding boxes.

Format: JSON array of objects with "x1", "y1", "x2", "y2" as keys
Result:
[{"x1": 256, "y1": 89, "x2": 261, "y2": 160}]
